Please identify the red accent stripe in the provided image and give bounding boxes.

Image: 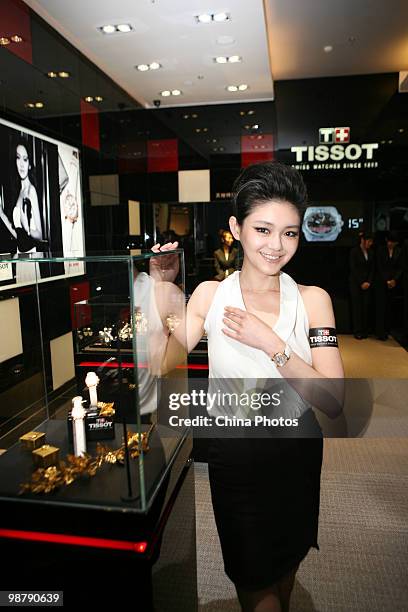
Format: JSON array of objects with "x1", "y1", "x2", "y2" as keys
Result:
[
  {"x1": 0, "y1": 529, "x2": 147, "y2": 553},
  {"x1": 78, "y1": 361, "x2": 208, "y2": 370}
]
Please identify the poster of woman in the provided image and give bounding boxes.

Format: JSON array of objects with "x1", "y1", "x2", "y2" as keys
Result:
[{"x1": 0, "y1": 117, "x2": 85, "y2": 289}]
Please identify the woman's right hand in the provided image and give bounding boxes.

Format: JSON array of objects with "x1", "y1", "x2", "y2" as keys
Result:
[{"x1": 150, "y1": 242, "x2": 179, "y2": 283}]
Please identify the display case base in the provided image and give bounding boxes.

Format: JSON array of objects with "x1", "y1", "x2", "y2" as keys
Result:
[{"x1": 0, "y1": 437, "x2": 197, "y2": 610}]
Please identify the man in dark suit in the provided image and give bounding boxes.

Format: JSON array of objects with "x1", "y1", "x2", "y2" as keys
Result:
[
  {"x1": 349, "y1": 232, "x2": 375, "y2": 339},
  {"x1": 375, "y1": 231, "x2": 403, "y2": 340}
]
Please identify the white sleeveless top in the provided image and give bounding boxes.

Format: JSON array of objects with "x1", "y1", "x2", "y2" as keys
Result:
[{"x1": 204, "y1": 270, "x2": 312, "y2": 418}]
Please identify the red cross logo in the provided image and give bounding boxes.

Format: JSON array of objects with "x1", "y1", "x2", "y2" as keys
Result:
[{"x1": 334, "y1": 127, "x2": 350, "y2": 143}]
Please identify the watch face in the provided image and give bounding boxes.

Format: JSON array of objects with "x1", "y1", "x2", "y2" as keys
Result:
[
  {"x1": 302, "y1": 206, "x2": 344, "y2": 242},
  {"x1": 273, "y1": 352, "x2": 287, "y2": 367}
]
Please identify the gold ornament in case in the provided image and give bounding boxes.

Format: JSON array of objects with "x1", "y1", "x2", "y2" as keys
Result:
[
  {"x1": 32, "y1": 445, "x2": 60, "y2": 468},
  {"x1": 19, "y1": 431, "x2": 46, "y2": 451}
]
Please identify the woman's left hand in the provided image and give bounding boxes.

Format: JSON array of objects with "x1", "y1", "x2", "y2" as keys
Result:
[{"x1": 222, "y1": 306, "x2": 282, "y2": 354}]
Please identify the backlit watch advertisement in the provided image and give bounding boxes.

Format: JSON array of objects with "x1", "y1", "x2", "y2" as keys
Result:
[{"x1": 302, "y1": 206, "x2": 344, "y2": 242}]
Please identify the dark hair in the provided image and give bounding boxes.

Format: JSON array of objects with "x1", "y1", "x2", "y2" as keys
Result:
[
  {"x1": 14, "y1": 136, "x2": 32, "y2": 163},
  {"x1": 12, "y1": 136, "x2": 36, "y2": 188},
  {"x1": 232, "y1": 161, "x2": 308, "y2": 225},
  {"x1": 219, "y1": 228, "x2": 232, "y2": 240},
  {"x1": 360, "y1": 231, "x2": 374, "y2": 241},
  {"x1": 160, "y1": 229, "x2": 178, "y2": 243},
  {"x1": 386, "y1": 231, "x2": 399, "y2": 243}
]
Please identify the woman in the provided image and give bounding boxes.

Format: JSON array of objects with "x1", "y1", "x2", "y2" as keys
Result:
[
  {"x1": 213, "y1": 229, "x2": 239, "y2": 281},
  {"x1": 153, "y1": 161, "x2": 344, "y2": 611},
  {"x1": 0, "y1": 138, "x2": 43, "y2": 282}
]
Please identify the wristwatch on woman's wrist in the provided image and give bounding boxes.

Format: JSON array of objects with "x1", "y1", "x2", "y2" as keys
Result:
[{"x1": 271, "y1": 344, "x2": 292, "y2": 367}]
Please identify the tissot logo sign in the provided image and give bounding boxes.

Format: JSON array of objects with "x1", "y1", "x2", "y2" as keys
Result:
[
  {"x1": 291, "y1": 127, "x2": 379, "y2": 171},
  {"x1": 319, "y1": 127, "x2": 350, "y2": 143}
]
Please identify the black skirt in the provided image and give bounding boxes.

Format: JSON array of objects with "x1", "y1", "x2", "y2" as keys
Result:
[{"x1": 208, "y1": 427, "x2": 323, "y2": 590}]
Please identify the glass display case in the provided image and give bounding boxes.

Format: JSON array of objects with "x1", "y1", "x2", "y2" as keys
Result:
[{"x1": 0, "y1": 251, "x2": 189, "y2": 513}]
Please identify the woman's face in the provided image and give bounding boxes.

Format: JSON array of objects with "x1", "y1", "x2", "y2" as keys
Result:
[
  {"x1": 230, "y1": 200, "x2": 300, "y2": 274},
  {"x1": 16, "y1": 144, "x2": 29, "y2": 180},
  {"x1": 222, "y1": 231, "x2": 234, "y2": 247}
]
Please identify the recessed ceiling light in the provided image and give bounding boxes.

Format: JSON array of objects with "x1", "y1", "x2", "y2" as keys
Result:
[
  {"x1": 214, "y1": 55, "x2": 242, "y2": 64},
  {"x1": 11, "y1": 35, "x2": 23, "y2": 43},
  {"x1": 252, "y1": 124, "x2": 259, "y2": 129},
  {"x1": 213, "y1": 12, "x2": 230, "y2": 22},
  {"x1": 398, "y1": 128, "x2": 404, "y2": 133},
  {"x1": 35, "y1": 102, "x2": 44, "y2": 108},
  {"x1": 324, "y1": 45, "x2": 333, "y2": 53},
  {"x1": 94, "y1": 96, "x2": 103, "y2": 102},
  {"x1": 247, "y1": 110, "x2": 255, "y2": 115},
  {"x1": 195, "y1": 128, "x2": 201, "y2": 133},
  {"x1": 149, "y1": 62, "x2": 161, "y2": 70},
  {"x1": 183, "y1": 114, "x2": 190, "y2": 119},
  {"x1": 136, "y1": 64, "x2": 149, "y2": 71},
  {"x1": 98, "y1": 24, "x2": 133, "y2": 34},
  {"x1": 388, "y1": 140, "x2": 393, "y2": 144},
  {"x1": 161, "y1": 90, "x2": 171, "y2": 97},
  {"x1": 228, "y1": 84, "x2": 248, "y2": 92},
  {"x1": 196, "y1": 12, "x2": 230, "y2": 24},
  {"x1": 58, "y1": 71, "x2": 70, "y2": 78},
  {"x1": 191, "y1": 113, "x2": 198, "y2": 119},
  {"x1": 100, "y1": 25, "x2": 116, "y2": 34},
  {"x1": 171, "y1": 89, "x2": 182, "y2": 96},
  {"x1": 47, "y1": 71, "x2": 58, "y2": 78},
  {"x1": 0, "y1": 37, "x2": 10, "y2": 46},
  {"x1": 84, "y1": 96, "x2": 94, "y2": 102},
  {"x1": 116, "y1": 24, "x2": 132, "y2": 33},
  {"x1": 196, "y1": 14, "x2": 212, "y2": 23},
  {"x1": 25, "y1": 102, "x2": 35, "y2": 108}
]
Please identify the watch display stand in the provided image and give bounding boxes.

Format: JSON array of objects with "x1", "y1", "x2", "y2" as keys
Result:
[{"x1": 0, "y1": 252, "x2": 197, "y2": 609}]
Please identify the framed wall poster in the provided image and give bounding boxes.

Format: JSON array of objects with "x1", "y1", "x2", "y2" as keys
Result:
[{"x1": 0, "y1": 117, "x2": 85, "y2": 290}]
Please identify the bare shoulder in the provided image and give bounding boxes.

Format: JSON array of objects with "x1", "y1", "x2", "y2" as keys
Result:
[
  {"x1": 298, "y1": 284, "x2": 332, "y2": 303},
  {"x1": 188, "y1": 281, "x2": 219, "y2": 319},
  {"x1": 298, "y1": 284, "x2": 335, "y2": 326},
  {"x1": 190, "y1": 281, "x2": 219, "y2": 303},
  {"x1": 28, "y1": 184, "x2": 38, "y2": 202}
]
